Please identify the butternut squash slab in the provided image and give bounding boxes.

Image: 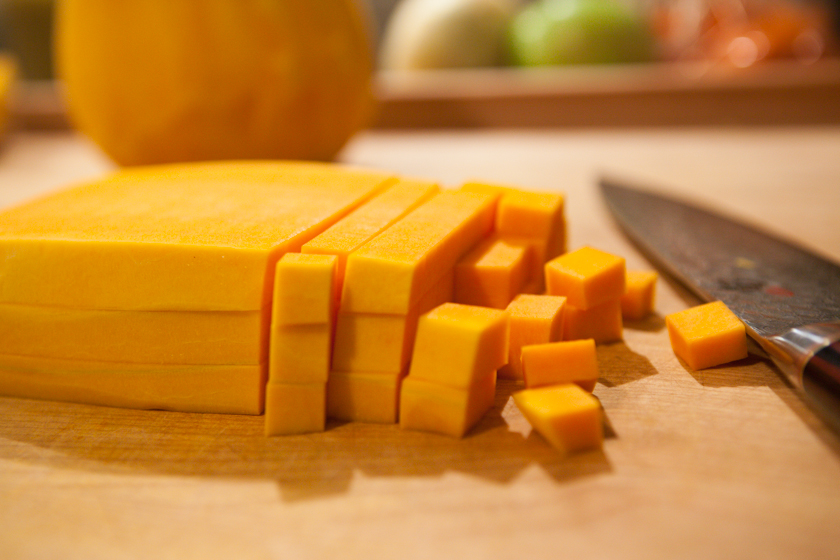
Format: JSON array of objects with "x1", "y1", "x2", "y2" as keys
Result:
[
  {"x1": 0, "y1": 162, "x2": 393, "y2": 311},
  {"x1": 0, "y1": 353, "x2": 262, "y2": 415},
  {"x1": 0, "y1": 304, "x2": 261, "y2": 365}
]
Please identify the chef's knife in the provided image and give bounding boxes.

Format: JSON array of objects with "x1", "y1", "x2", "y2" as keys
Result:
[{"x1": 600, "y1": 177, "x2": 840, "y2": 432}]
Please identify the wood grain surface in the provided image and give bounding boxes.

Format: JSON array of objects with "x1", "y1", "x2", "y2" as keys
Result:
[{"x1": 1, "y1": 126, "x2": 840, "y2": 559}]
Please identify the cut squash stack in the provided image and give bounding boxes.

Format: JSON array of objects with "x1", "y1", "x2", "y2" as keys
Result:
[
  {"x1": 400, "y1": 303, "x2": 509, "y2": 437},
  {"x1": 545, "y1": 246, "x2": 626, "y2": 343},
  {"x1": 265, "y1": 253, "x2": 338, "y2": 435},
  {"x1": 0, "y1": 161, "x2": 580, "y2": 441},
  {"x1": 0, "y1": 162, "x2": 395, "y2": 414},
  {"x1": 329, "y1": 190, "x2": 498, "y2": 424}
]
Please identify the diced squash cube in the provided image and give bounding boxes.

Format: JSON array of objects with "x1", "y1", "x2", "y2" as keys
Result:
[
  {"x1": 332, "y1": 270, "x2": 453, "y2": 373},
  {"x1": 621, "y1": 270, "x2": 658, "y2": 321},
  {"x1": 563, "y1": 299, "x2": 623, "y2": 343},
  {"x1": 268, "y1": 324, "x2": 332, "y2": 383},
  {"x1": 271, "y1": 253, "x2": 338, "y2": 326},
  {"x1": 454, "y1": 236, "x2": 531, "y2": 309},
  {"x1": 269, "y1": 253, "x2": 336, "y2": 384},
  {"x1": 0, "y1": 162, "x2": 392, "y2": 311},
  {"x1": 0, "y1": 303, "x2": 261, "y2": 365},
  {"x1": 666, "y1": 301, "x2": 748, "y2": 370},
  {"x1": 461, "y1": 181, "x2": 566, "y2": 259},
  {"x1": 505, "y1": 237, "x2": 548, "y2": 292},
  {"x1": 301, "y1": 179, "x2": 439, "y2": 285},
  {"x1": 265, "y1": 382, "x2": 326, "y2": 436},
  {"x1": 519, "y1": 275, "x2": 546, "y2": 296},
  {"x1": 327, "y1": 370, "x2": 403, "y2": 424},
  {"x1": 513, "y1": 384, "x2": 603, "y2": 454},
  {"x1": 332, "y1": 312, "x2": 413, "y2": 374},
  {"x1": 499, "y1": 294, "x2": 566, "y2": 380},
  {"x1": 0, "y1": 354, "x2": 262, "y2": 415},
  {"x1": 521, "y1": 339, "x2": 598, "y2": 391},
  {"x1": 545, "y1": 246, "x2": 626, "y2": 310},
  {"x1": 341, "y1": 190, "x2": 498, "y2": 314},
  {"x1": 399, "y1": 370, "x2": 496, "y2": 438},
  {"x1": 408, "y1": 303, "x2": 509, "y2": 390}
]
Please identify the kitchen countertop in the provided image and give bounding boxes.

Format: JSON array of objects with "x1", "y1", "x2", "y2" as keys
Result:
[{"x1": 1, "y1": 126, "x2": 839, "y2": 559}]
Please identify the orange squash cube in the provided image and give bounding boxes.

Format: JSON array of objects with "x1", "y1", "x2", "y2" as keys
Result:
[
  {"x1": 326, "y1": 370, "x2": 403, "y2": 424},
  {"x1": 460, "y1": 181, "x2": 566, "y2": 259},
  {"x1": 513, "y1": 384, "x2": 602, "y2": 454},
  {"x1": 621, "y1": 270, "x2": 658, "y2": 321},
  {"x1": 521, "y1": 339, "x2": 598, "y2": 391},
  {"x1": 499, "y1": 294, "x2": 566, "y2": 380},
  {"x1": 399, "y1": 370, "x2": 496, "y2": 438},
  {"x1": 271, "y1": 253, "x2": 338, "y2": 326},
  {"x1": 331, "y1": 270, "x2": 453, "y2": 374},
  {"x1": 264, "y1": 382, "x2": 326, "y2": 436},
  {"x1": 268, "y1": 324, "x2": 332, "y2": 383},
  {"x1": 454, "y1": 236, "x2": 531, "y2": 309},
  {"x1": 408, "y1": 303, "x2": 509, "y2": 390},
  {"x1": 545, "y1": 246, "x2": 626, "y2": 310},
  {"x1": 666, "y1": 301, "x2": 748, "y2": 370},
  {"x1": 563, "y1": 299, "x2": 623, "y2": 343}
]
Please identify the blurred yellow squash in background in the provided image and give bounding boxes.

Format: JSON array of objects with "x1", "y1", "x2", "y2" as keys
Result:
[{"x1": 55, "y1": 0, "x2": 375, "y2": 166}]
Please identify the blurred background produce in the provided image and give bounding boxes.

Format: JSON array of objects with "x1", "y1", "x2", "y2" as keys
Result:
[
  {"x1": 0, "y1": 0, "x2": 838, "y2": 152},
  {"x1": 506, "y1": 0, "x2": 656, "y2": 66},
  {"x1": 379, "y1": 0, "x2": 518, "y2": 70},
  {"x1": 374, "y1": 0, "x2": 837, "y2": 69}
]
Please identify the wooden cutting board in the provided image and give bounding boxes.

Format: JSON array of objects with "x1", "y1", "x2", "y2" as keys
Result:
[{"x1": 1, "y1": 127, "x2": 839, "y2": 560}]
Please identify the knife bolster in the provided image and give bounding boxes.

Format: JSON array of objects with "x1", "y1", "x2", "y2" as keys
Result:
[{"x1": 766, "y1": 323, "x2": 840, "y2": 432}]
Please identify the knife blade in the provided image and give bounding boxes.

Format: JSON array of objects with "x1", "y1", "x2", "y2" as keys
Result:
[{"x1": 599, "y1": 176, "x2": 840, "y2": 431}]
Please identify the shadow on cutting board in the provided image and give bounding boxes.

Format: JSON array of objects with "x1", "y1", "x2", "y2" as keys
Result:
[
  {"x1": 596, "y1": 342, "x2": 658, "y2": 387},
  {"x1": 0, "y1": 379, "x2": 613, "y2": 502},
  {"x1": 679, "y1": 354, "x2": 840, "y2": 458}
]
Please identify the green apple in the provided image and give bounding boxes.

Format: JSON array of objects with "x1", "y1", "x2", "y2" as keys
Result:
[{"x1": 508, "y1": 0, "x2": 656, "y2": 66}]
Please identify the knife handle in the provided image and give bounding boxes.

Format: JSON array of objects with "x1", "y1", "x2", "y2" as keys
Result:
[
  {"x1": 768, "y1": 323, "x2": 840, "y2": 432},
  {"x1": 803, "y1": 341, "x2": 840, "y2": 431}
]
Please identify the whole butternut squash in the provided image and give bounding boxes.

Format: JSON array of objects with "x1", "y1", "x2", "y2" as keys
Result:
[{"x1": 55, "y1": 0, "x2": 374, "y2": 165}]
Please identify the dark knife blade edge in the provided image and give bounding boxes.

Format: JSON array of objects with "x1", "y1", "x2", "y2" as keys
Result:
[{"x1": 599, "y1": 175, "x2": 840, "y2": 433}]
